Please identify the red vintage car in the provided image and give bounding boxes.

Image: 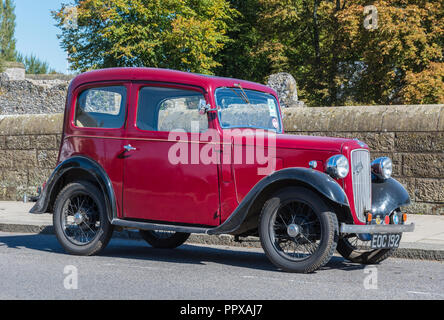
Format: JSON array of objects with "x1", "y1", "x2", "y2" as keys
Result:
[{"x1": 31, "y1": 68, "x2": 414, "y2": 273}]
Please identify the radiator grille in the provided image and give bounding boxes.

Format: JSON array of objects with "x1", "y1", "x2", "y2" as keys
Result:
[{"x1": 351, "y1": 149, "x2": 372, "y2": 222}]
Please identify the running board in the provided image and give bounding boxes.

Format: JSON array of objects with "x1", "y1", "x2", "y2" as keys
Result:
[{"x1": 111, "y1": 218, "x2": 211, "y2": 234}]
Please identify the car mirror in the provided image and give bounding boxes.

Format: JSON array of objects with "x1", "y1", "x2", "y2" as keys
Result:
[{"x1": 198, "y1": 99, "x2": 217, "y2": 115}]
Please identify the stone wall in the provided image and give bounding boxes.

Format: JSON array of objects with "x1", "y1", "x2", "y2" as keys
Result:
[
  {"x1": 0, "y1": 105, "x2": 443, "y2": 215},
  {"x1": 0, "y1": 77, "x2": 70, "y2": 115},
  {"x1": 0, "y1": 63, "x2": 71, "y2": 115},
  {"x1": 0, "y1": 114, "x2": 62, "y2": 200}
]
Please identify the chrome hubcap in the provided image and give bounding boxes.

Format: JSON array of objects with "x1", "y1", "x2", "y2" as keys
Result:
[
  {"x1": 73, "y1": 212, "x2": 85, "y2": 225},
  {"x1": 287, "y1": 224, "x2": 300, "y2": 237}
]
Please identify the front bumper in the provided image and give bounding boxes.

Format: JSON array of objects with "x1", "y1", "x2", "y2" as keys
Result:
[{"x1": 340, "y1": 223, "x2": 415, "y2": 234}]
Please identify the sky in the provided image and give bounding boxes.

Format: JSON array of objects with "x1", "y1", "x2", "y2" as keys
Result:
[{"x1": 14, "y1": 0, "x2": 72, "y2": 74}]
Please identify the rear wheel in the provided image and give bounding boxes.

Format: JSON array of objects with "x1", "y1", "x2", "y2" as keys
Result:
[
  {"x1": 259, "y1": 187, "x2": 339, "y2": 273},
  {"x1": 139, "y1": 230, "x2": 190, "y2": 249},
  {"x1": 53, "y1": 181, "x2": 113, "y2": 256}
]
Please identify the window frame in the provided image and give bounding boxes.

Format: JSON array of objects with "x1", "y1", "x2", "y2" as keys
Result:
[
  {"x1": 134, "y1": 84, "x2": 210, "y2": 134},
  {"x1": 214, "y1": 87, "x2": 283, "y2": 134},
  {"x1": 70, "y1": 82, "x2": 129, "y2": 131}
]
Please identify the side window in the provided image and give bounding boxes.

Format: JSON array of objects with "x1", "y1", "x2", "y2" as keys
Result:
[
  {"x1": 137, "y1": 87, "x2": 208, "y2": 133},
  {"x1": 75, "y1": 86, "x2": 126, "y2": 128}
]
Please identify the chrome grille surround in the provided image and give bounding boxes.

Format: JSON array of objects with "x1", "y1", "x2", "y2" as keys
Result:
[{"x1": 351, "y1": 149, "x2": 372, "y2": 223}]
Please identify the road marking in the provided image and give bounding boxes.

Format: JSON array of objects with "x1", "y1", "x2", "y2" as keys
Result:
[
  {"x1": 407, "y1": 291, "x2": 444, "y2": 297},
  {"x1": 103, "y1": 263, "x2": 165, "y2": 271},
  {"x1": 241, "y1": 275, "x2": 298, "y2": 282},
  {"x1": 407, "y1": 291, "x2": 431, "y2": 295}
]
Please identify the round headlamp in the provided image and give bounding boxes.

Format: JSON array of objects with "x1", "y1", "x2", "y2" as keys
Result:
[
  {"x1": 326, "y1": 155, "x2": 349, "y2": 179},
  {"x1": 371, "y1": 157, "x2": 392, "y2": 180}
]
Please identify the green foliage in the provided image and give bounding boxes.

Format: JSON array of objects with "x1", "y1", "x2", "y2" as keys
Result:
[
  {"x1": 0, "y1": 0, "x2": 16, "y2": 61},
  {"x1": 54, "y1": 0, "x2": 443, "y2": 105},
  {"x1": 53, "y1": 0, "x2": 237, "y2": 74},
  {"x1": 213, "y1": 0, "x2": 270, "y2": 83},
  {"x1": 16, "y1": 53, "x2": 56, "y2": 74}
]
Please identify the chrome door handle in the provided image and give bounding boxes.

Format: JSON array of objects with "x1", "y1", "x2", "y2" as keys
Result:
[{"x1": 124, "y1": 144, "x2": 137, "y2": 152}]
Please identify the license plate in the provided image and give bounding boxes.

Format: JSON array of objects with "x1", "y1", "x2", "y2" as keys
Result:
[{"x1": 371, "y1": 233, "x2": 401, "y2": 249}]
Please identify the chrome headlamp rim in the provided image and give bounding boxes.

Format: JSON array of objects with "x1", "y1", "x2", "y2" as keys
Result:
[
  {"x1": 325, "y1": 154, "x2": 350, "y2": 179},
  {"x1": 371, "y1": 157, "x2": 393, "y2": 180}
]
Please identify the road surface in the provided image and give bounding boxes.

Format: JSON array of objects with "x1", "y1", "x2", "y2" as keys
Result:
[{"x1": 0, "y1": 231, "x2": 443, "y2": 300}]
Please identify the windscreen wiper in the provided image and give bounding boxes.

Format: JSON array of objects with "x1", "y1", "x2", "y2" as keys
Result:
[{"x1": 234, "y1": 83, "x2": 250, "y2": 104}]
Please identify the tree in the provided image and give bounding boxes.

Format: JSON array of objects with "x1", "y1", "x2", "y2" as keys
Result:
[
  {"x1": 53, "y1": 0, "x2": 237, "y2": 74},
  {"x1": 0, "y1": 0, "x2": 16, "y2": 61},
  {"x1": 218, "y1": 0, "x2": 443, "y2": 106},
  {"x1": 335, "y1": 0, "x2": 443, "y2": 105},
  {"x1": 213, "y1": 0, "x2": 270, "y2": 83},
  {"x1": 16, "y1": 53, "x2": 57, "y2": 74}
]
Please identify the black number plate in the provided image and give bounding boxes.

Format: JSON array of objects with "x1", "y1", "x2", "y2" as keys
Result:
[{"x1": 371, "y1": 233, "x2": 401, "y2": 249}]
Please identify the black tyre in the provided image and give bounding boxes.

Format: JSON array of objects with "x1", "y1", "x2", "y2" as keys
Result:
[
  {"x1": 337, "y1": 235, "x2": 395, "y2": 264},
  {"x1": 259, "y1": 187, "x2": 339, "y2": 273},
  {"x1": 53, "y1": 181, "x2": 113, "y2": 256},
  {"x1": 139, "y1": 230, "x2": 190, "y2": 249}
]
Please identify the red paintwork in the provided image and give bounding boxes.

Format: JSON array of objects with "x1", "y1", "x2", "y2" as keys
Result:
[{"x1": 59, "y1": 67, "x2": 368, "y2": 227}]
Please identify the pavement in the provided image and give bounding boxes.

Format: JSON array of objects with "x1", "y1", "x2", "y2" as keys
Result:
[{"x1": 0, "y1": 201, "x2": 443, "y2": 261}]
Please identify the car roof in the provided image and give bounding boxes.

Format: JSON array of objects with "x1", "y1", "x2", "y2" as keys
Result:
[{"x1": 70, "y1": 67, "x2": 277, "y2": 96}]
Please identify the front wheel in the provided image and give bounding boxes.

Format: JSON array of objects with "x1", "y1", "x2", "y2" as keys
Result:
[
  {"x1": 139, "y1": 230, "x2": 190, "y2": 249},
  {"x1": 259, "y1": 187, "x2": 339, "y2": 273}
]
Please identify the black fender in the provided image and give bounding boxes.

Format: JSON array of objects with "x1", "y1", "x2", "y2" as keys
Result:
[
  {"x1": 29, "y1": 156, "x2": 117, "y2": 222},
  {"x1": 208, "y1": 167, "x2": 349, "y2": 235},
  {"x1": 371, "y1": 177, "x2": 411, "y2": 216}
]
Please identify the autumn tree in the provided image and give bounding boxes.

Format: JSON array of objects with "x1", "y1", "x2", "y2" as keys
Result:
[
  {"x1": 221, "y1": 0, "x2": 443, "y2": 106},
  {"x1": 53, "y1": 0, "x2": 237, "y2": 74},
  {"x1": 336, "y1": 0, "x2": 443, "y2": 105}
]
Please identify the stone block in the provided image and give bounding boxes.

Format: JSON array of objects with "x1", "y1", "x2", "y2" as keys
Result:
[
  {"x1": 0, "y1": 114, "x2": 63, "y2": 135},
  {"x1": 30, "y1": 135, "x2": 58, "y2": 150},
  {"x1": 415, "y1": 179, "x2": 444, "y2": 202},
  {"x1": 0, "y1": 150, "x2": 14, "y2": 168},
  {"x1": 381, "y1": 105, "x2": 442, "y2": 132},
  {"x1": 1, "y1": 170, "x2": 28, "y2": 187},
  {"x1": 37, "y1": 150, "x2": 58, "y2": 168},
  {"x1": 395, "y1": 132, "x2": 444, "y2": 152},
  {"x1": 283, "y1": 108, "x2": 330, "y2": 132},
  {"x1": 5, "y1": 135, "x2": 31, "y2": 149},
  {"x1": 10, "y1": 150, "x2": 37, "y2": 169},
  {"x1": 403, "y1": 153, "x2": 444, "y2": 178}
]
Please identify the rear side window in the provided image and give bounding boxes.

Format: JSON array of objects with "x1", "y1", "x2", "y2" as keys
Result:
[
  {"x1": 137, "y1": 87, "x2": 208, "y2": 133},
  {"x1": 75, "y1": 86, "x2": 127, "y2": 128}
]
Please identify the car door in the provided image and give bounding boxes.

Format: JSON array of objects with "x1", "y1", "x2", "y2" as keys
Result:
[
  {"x1": 122, "y1": 83, "x2": 221, "y2": 226},
  {"x1": 63, "y1": 83, "x2": 130, "y2": 218}
]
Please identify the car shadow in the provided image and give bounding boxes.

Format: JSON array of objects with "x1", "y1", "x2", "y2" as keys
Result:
[{"x1": 0, "y1": 232, "x2": 367, "y2": 273}]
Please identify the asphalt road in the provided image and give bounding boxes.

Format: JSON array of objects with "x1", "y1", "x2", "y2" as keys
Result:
[{"x1": 0, "y1": 231, "x2": 443, "y2": 300}]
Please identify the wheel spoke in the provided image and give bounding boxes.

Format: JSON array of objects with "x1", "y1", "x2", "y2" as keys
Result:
[
  {"x1": 270, "y1": 200, "x2": 322, "y2": 262},
  {"x1": 62, "y1": 193, "x2": 101, "y2": 246}
]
